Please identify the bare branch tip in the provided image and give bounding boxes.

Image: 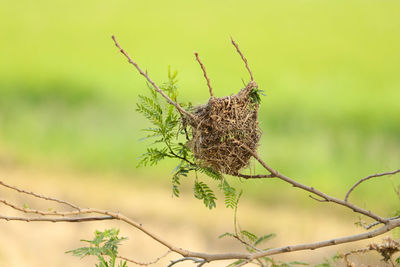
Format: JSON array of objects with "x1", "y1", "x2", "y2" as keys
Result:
[
  {"x1": 229, "y1": 38, "x2": 254, "y2": 81},
  {"x1": 194, "y1": 51, "x2": 214, "y2": 97}
]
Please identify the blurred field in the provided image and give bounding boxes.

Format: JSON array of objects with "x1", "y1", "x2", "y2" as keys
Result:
[{"x1": 1, "y1": 0, "x2": 400, "y2": 265}]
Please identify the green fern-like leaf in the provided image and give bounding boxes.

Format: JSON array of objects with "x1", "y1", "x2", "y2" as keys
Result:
[
  {"x1": 226, "y1": 259, "x2": 246, "y2": 267},
  {"x1": 136, "y1": 95, "x2": 163, "y2": 127},
  {"x1": 197, "y1": 166, "x2": 223, "y2": 181},
  {"x1": 160, "y1": 66, "x2": 179, "y2": 100},
  {"x1": 287, "y1": 261, "x2": 309, "y2": 266},
  {"x1": 254, "y1": 233, "x2": 276, "y2": 246},
  {"x1": 249, "y1": 87, "x2": 265, "y2": 104},
  {"x1": 219, "y1": 180, "x2": 237, "y2": 209},
  {"x1": 171, "y1": 163, "x2": 190, "y2": 197},
  {"x1": 194, "y1": 181, "x2": 217, "y2": 209},
  {"x1": 137, "y1": 147, "x2": 169, "y2": 167},
  {"x1": 218, "y1": 232, "x2": 234, "y2": 239},
  {"x1": 240, "y1": 230, "x2": 258, "y2": 243},
  {"x1": 67, "y1": 228, "x2": 127, "y2": 267}
]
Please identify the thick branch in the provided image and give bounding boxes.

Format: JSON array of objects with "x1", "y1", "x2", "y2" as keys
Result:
[
  {"x1": 345, "y1": 169, "x2": 400, "y2": 202},
  {"x1": 251, "y1": 218, "x2": 400, "y2": 259},
  {"x1": 111, "y1": 35, "x2": 195, "y2": 121}
]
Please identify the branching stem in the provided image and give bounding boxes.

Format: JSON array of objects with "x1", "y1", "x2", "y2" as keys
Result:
[
  {"x1": 111, "y1": 35, "x2": 195, "y2": 121},
  {"x1": 345, "y1": 169, "x2": 400, "y2": 202}
]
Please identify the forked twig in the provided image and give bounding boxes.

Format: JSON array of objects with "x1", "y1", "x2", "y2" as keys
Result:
[
  {"x1": 231, "y1": 37, "x2": 254, "y2": 81},
  {"x1": 345, "y1": 169, "x2": 400, "y2": 202},
  {"x1": 365, "y1": 214, "x2": 400, "y2": 230},
  {"x1": 0, "y1": 215, "x2": 114, "y2": 222},
  {"x1": 167, "y1": 257, "x2": 205, "y2": 267},
  {"x1": 194, "y1": 52, "x2": 214, "y2": 97},
  {"x1": 111, "y1": 35, "x2": 195, "y2": 121},
  {"x1": 0, "y1": 180, "x2": 80, "y2": 210},
  {"x1": 232, "y1": 138, "x2": 388, "y2": 223},
  {"x1": 118, "y1": 250, "x2": 172, "y2": 266}
]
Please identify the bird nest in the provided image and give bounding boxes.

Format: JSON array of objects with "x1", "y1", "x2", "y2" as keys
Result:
[
  {"x1": 112, "y1": 35, "x2": 261, "y2": 175},
  {"x1": 187, "y1": 81, "x2": 261, "y2": 175}
]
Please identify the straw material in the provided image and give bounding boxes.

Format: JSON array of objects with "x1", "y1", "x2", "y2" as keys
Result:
[{"x1": 186, "y1": 81, "x2": 261, "y2": 175}]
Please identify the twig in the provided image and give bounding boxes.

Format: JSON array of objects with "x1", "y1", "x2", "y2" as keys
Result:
[
  {"x1": 234, "y1": 173, "x2": 276, "y2": 179},
  {"x1": 231, "y1": 37, "x2": 254, "y2": 81},
  {"x1": 118, "y1": 250, "x2": 172, "y2": 266},
  {"x1": 1, "y1": 199, "x2": 71, "y2": 216},
  {"x1": 233, "y1": 235, "x2": 262, "y2": 253},
  {"x1": 233, "y1": 259, "x2": 252, "y2": 267},
  {"x1": 111, "y1": 35, "x2": 195, "y2": 121},
  {"x1": 1, "y1": 199, "x2": 95, "y2": 216},
  {"x1": 0, "y1": 215, "x2": 114, "y2": 222},
  {"x1": 345, "y1": 169, "x2": 400, "y2": 202},
  {"x1": 365, "y1": 214, "x2": 400, "y2": 230},
  {"x1": 194, "y1": 52, "x2": 214, "y2": 98},
  {"x1": 233, "y1": 139, "x2": 389, "y2": 223},
  {"x1": 309, "y1": 195, "x2": 328, "y2": 202},
  {"x1": 167, "y1": 257, "x2": 204, "y2": 267},
  {"x1": 0, "y1": 180, "x2": 80, "y2": 210},
  {"x1": 339, "y1": 248, "x2": 370, "y2": 267}
]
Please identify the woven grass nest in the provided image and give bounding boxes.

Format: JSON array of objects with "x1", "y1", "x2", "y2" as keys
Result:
[
  {"x1": 111, "y1": 35, "x2": 262, "y2": 175},
  {"x1": 187, "y1": 81, "x2": 261, "y2": 175}
]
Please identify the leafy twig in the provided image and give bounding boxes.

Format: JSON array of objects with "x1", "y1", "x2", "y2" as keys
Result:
[{"x1": 111, "y1": 35, "x2": 195, "y2": 121}]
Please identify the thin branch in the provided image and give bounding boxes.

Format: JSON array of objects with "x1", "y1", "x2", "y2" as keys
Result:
[
  {"x1": 234, "y1": 259, "x2": 252, "y2": 267},
  {"x1": 1, "y1": 199, "x2": 94, "y2": 216},
  {"x1": 230, "y1": 37, "x2": 254, "y2": 81},
  {"x1": 165, "y1": 142, "x2": 195, "y2": 166},
  {"x1": 118, "y1": 250, "x2": 172, "y2": 266},
  {"x1": 0, "y1": 180, "x2": 80, "y2": 210},
  {"x1": 345, "y1": 169, "x2": 400, "y2": 202},
  {"x1": 309, "y1": 195, "x2": 328, "y2": 202},
  {"x1": 194, "y1": 52, "x2": 214, "y2": 98},
  {"x1": 233, "y1": 139, "x2": 389, "y2": 224},
  {"x1": 233, "y1": 235, "x2": 262, "y2": 253},
  {"x1": 0, "y1": 215, "x2": 114, "y2": 222},
  {"x1": 233, "y1": 173, "x2": 276, "y2": 179},
  {"x1": 167, "y1": 257, "x2": 204, "y2": 267},
  {"x1": 365, "y1": 214, "x2": 400, "y2": 230},
  {"x1": 111, "y1": 35, "x2": 195, "y2": 121}
]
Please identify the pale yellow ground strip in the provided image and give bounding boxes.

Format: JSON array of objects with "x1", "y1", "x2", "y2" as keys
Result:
[{"x1": 0, "y1": 167, "x2": 392, "y2": 266}]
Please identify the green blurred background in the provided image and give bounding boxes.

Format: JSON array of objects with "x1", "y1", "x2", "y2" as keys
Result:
[{"x1": 1, "y1": 0, "x2": 399, "y2": 212}]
